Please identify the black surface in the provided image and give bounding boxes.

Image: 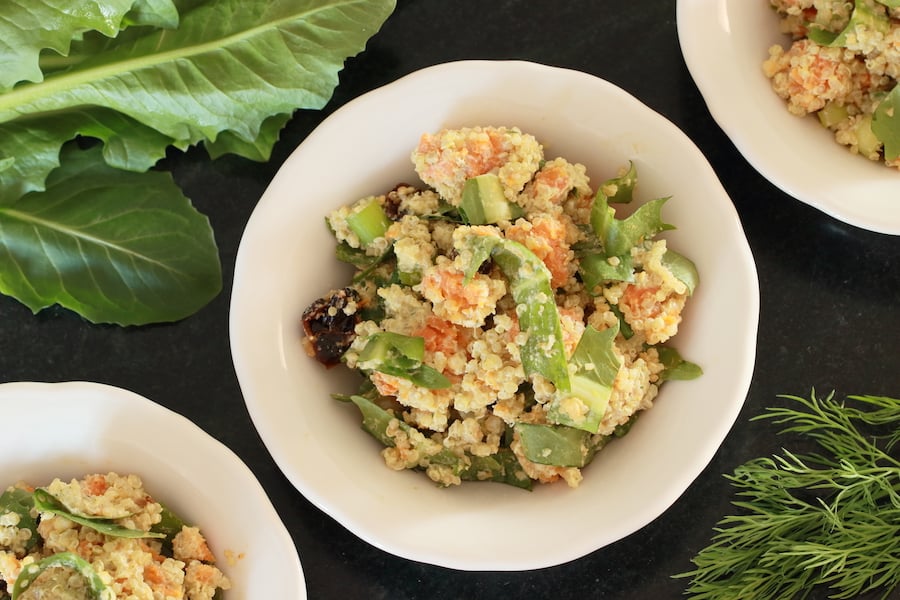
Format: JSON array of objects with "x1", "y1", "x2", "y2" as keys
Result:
[{"x1": 2, "y1": 2, "x2": 899, "y2": 599}]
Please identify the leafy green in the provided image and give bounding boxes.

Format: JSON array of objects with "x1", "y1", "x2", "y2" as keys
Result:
[
  {"x1": 0, "y1": 144, "x2": 222, "y2": 325},
  {"x1": 661, "y1": 248, "x2": 699, "y2": 296},
  {"x1": 807, "y1": 0, "x2": 890, "y2": 47},
  {"x1": 514, "y1": 422, "x2": 607, "y2": 467},
  {"x1": 0, "y1": 0, "x2": 397, "y2": 324},
  {"x1": 11, "y1": 551, "x2": 113, "y2": 600},
  {"x1": 581, "y1": 163, "x2": 679, "y2": 292},
  {"x1": 460, "y1": 232, "x2": 570, "y2": 391},
  {"x1": 0, "y1": 0, "x2": 153, "y2": 91},
  {"x1": 677, "y1": 391, "x2": 900, "y2": 600},
  {"x1": 873, "y1": 84, "x2": 900, "y2": 161},
  {"x1": 656, "y1": 346, "x2": 703, "y2": 381},
  {"x1": 596, "y1": 160, "x2": 637, "y2": 204},
  {"x1": 0, "y1": 486, "x2": 38, "y2": 552},
  {"x1": 348, "y1": 395, "x2": 532, "y2": 489},
  {"x1": 547, "y1": 323, "x2": 621, "y2": 433},
  {"x1": 33, "y1": 488, "x2": 166, "y2": 539},
  {"x1": 357, "y1": 331, "x2": 451, "y2": 389}
]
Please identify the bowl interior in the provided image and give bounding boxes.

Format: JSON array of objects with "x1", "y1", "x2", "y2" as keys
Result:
[{"x1": 230, "y1": 60, "x2": 759, "y2": 570}]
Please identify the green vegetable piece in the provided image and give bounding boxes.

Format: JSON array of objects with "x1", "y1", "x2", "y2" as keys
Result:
[
  {"x1": 817, "y1": 101, "x2": 849, "y2": 128},
  {"x1": 603, "y1": 196, "x2": 675, "y2": 258},
  {"x1": 346, "y1": 198, "x2": 391, "y2": 246},
  {"x1": 661, "y1": 248, "x2": 699, "y2": 296},
  {"x1": 0, "y1": 0, "x2": 143, "y2": 91},
  {"x1": 876, "y1": 0, "x2": 900, "y2": 6},
  {"x1": 0, "y1": 108, "x2": 178, "y2": 204},
  {"x1": 0, "y1": 0, "x2": 398, "y2": 149},
  {"x1": 578, "y1": 251, "x2": 634, "y2": 292},
  {"x1": 460, "y1": 233, "x2": 570, "y2": 391},
  {"x1": 12, "y1": 552, "x2": 113, "y2": 600},
  {"x1": 609, "y1": 303, "x2": 634, "y2": 339},
  {"x1": 807, "y1": 0, "x2": 890, "y2": 46},
  {"x1": 856, "y1": 113, "x2": 883, "y2": 158},
  {"x1": 0, "y1": 0, "x2": 397, "y2": 325},
  {"x1": 459, "y1": 174, "x2": 524, "y2": 224},
  {"x1": 514, "y1": 423, "x2": 601, "y2": 468},
  {"x1": 0, "y1": 486, "x2": 38, "y2": 552},
  {"x1": 349, "y1": 395, "x2": 531, "y2": 489},
  {"x1": 547, "y1": 323, "x2": 621, "y2": 433},
  {"x1": 460, "y1": 450, "x2": 533, "y2": 490},
  {"x1": 655, "y1": 346, "x2": 703, "y2": 381},
  {"x1": 33, "y1": 488, "x2": 165, "y2": 539},
  {"x1": 150, "y1": 502, "x2": 186, "y2": 538},
  {"x1": 123, "y1": 0, "x2": 179, "y2": 29},
  {"x1": 597, "y1": 160, "x2": 637, "y2": 204},
  {"x1": 0, "y1": 144, "x2": 222, "y2": 325},
  {"x1": 357, "y1": 332, "x2": 451, "y2": 389},
  {"x1": 873, "y1": 84, "x2": 900, "y2": 160}
]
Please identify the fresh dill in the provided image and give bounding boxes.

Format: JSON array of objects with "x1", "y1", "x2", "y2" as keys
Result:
[{"x1": 676, "y1": 390, "x2": 900, "y2": 600}]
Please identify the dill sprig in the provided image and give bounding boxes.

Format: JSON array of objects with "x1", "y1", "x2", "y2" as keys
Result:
[{"x1": 676, "y1": 391, "x2": 900, "y2": 600}]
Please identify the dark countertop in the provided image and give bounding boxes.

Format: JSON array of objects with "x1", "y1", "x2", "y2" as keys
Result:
[{"x1": 2, "y1": 1, "x2": 899, "y2": 598}]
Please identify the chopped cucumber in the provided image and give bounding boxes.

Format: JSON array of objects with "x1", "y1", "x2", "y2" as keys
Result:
[{"x1": 459, "y1": 174, "x2": 523, "y2": 224}]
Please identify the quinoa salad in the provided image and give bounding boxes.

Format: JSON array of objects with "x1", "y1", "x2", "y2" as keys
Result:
[
  {"x1": 301, "y1": 126, "x2": 702, "y2": 490},
  {"x1": 0, "y1": 473, "x2": 230, "y2": 600},
  {"x1": 763, "y1": 0, "x2": 900, "y2": 168}
]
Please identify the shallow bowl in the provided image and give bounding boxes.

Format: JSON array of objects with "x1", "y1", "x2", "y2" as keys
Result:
[
  {"x1": 230, "y1": 60, "x2": 759, "y2": 571},
  {"x1": 0, "y1": 381, "x2": 306, "y2": 598},
  {"x1": 677, "y1": 0, "x2": 900, "y2": 235}
]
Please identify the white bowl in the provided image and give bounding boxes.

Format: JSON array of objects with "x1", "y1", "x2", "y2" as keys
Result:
[
  {"x1": 677, "y1": 0, "x2": 900, "y2": 235},
  {"x1": 230, "y1": 60, "x2": 759, "y2": 571},
  {"x1": 0, "y1": 381, "x2": 306, "y2": 599}
]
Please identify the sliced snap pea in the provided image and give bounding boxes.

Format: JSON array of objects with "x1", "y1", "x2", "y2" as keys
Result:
[
  {"x1": 0, "y1": 486, "x2": 37, "y2": 552},
  {"x1": 459, "y1": 233, "x2": 570, "y2": 392},
  {"x1": 460, "y1": 449, "x2": 532, "y2": 490},
  {"x1": 32, "y1": 489, "x2": 165, "y2": 540},
  {"x1": 12, "y1": 552, "x2": 113, "y2": 600},
  {"x1": 514, "y1": 422, "x2": 607, "y2": 468}
]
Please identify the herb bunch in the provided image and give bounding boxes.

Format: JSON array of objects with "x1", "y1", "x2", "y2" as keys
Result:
[{"x1": 678, "y1": 391, "x2": 900, "y2": 599}]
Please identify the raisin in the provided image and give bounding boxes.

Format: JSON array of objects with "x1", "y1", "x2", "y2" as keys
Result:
[{"x1": 301, "y1": 287, "x2": 362, "y2": 367}]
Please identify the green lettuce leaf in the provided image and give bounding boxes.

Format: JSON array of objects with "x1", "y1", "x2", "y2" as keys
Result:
[
  {"x1": 0, "y1": 0, "x2": 145, "y2": 91},
  {"x1": 0, "y1": 108, "x2": 177, "y2": 204},
  {"x1": 0, "y1": 144, "x2": 221, "y2": 325},
  {"x1": 0, "y1": 0, "x2": 396, "y2": 324},
  {"x1": 1, "y1": 0, "x2": 398, "y2": 157}
]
